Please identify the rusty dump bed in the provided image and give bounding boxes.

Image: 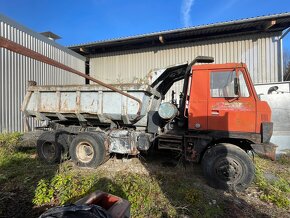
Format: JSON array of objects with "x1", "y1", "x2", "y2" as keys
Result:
[
  {"x1": 21, "y1": 83, "x2": 153, "y2": 126},
  {"x1": 21, "y1": 62, "x2": 189, "y2": 127}
]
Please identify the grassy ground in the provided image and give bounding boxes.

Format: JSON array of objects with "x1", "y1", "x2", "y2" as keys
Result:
[{"x1": 0, "y1": 132, "x2": 289, "y2": 217}]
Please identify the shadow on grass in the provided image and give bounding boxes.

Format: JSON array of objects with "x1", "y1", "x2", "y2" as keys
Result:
[
  {"x1": 137, "y1": 149, "x2": 272, "y2": 218},
  {"x1": 60, "y1": 150, "x2": 273, "y2": 217},
  {"x1": 0, "y1": 147, "x2": 58, "y2": 218}
]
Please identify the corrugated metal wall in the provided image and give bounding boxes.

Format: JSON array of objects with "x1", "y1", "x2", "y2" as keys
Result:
[
  {"x1": 90, "y1": 32, "x2": 282, "y2": 101},
  {"x1": 0, "y1": 15, "x2": 86, "y2": 132}
]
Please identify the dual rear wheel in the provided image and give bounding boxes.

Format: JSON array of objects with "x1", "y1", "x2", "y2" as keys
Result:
[
  {"x1": 36, "y1": 130, "x2": 70, "y2": 164},
  {"x1": 37, "y1": 131, "x2": 106, "y2": 168},
  {"x1": 69, "y1": 132, "x2": 106, "y2": 168}
]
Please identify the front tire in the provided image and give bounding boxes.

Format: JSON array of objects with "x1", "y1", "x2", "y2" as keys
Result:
[
  {"x1": 69, "y1": 132, "x2": 106, "y2": 168},
  {"x1": 202, "y1": 143, "x2": 255, "y2": 192}
]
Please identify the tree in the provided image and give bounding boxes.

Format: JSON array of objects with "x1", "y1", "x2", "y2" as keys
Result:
[
  {"x1": 284, "y1": 61, "x2": 290, "y2": 81},
  {"x1": 283, "y1": 49, "x2": 290, "y2": 81}
]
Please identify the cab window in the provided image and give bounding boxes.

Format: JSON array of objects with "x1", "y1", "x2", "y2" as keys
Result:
[{"x1": 210, "y1": 71, "x2": 249, "y2": 98}]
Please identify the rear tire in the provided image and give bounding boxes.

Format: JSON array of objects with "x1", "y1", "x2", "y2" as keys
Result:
[
  {"x1": 37, "y1": 131, "x2": 66, "y2": 164},
  {"x1": 69, "y1": 132, "x2": 106, "y2": 168},
  {"x1": 201, "y1": 143, "x2": 255, "y2": 192}
]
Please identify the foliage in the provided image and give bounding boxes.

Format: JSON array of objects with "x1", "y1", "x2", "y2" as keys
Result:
[
  {"x1": 0, "y1": 143, "x2": 56, "y2": 217},
  {"x1": 33, "y1": 172, "x2": 176, "y2": 217},
  {"x1": 32, "y1": 169, "x2": 227, "y2": 217},
  {"x1": 2, "y1": 133, "x2": 289, "y2": 217},
  {"x1": 33, "y1": 173, "x2": 95, "y2": 205},
  {"x1": 284, "y1": 60, "x2": 290, "y2": 81},
  {"x1": 255, "y1": 166, "x2": 290, "y2": 209},
  {"x1": 284, "y1": 49, "x2": 290, "y2": 81},
  {"x1": 0, "y1": 132, "x2": 22, "y2": 152},
  {"x1": 33, "y1": 179, "x2": 53, "y2": 205}
]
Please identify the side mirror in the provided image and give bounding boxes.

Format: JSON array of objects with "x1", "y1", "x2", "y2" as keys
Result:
[{"x1": 234, "y1": 77, "x2": 240, "y2": 96}]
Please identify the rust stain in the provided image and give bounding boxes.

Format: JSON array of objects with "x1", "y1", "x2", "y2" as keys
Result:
[{"x1": 212, "y1": 102, "x2": 253, "y2": 111}]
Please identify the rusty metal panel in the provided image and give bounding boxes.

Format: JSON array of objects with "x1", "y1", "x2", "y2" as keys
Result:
[
  {"x1": 89, "y1": 32, "x2": 281, "y2": 102},
  {"x1": 0, "y1": 14, "x2": 86, "y2": 132},
  {"x1": 22, "y1": 85, "x2": 151, "y2": 126}
]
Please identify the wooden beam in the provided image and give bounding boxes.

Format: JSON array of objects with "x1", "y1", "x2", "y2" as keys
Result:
[
  {"x1": 263, "y1": 20, "x2": 277, "y2": 30},
  {"x1": 79, "y1": 47, "x2": 90, "y2": 54}
]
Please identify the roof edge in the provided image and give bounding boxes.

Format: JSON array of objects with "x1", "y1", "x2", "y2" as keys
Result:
[{"x1": 69, "y1": 12, "x2": 290, "y2": 49}]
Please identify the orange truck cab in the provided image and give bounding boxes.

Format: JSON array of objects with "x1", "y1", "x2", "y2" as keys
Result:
[{"x1": 188, "y1": 63, "x2": 274, "y2": 150}]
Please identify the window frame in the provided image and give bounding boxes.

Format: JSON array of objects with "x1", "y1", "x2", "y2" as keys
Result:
[{"x1": 209, "y1": 69, "x2": 251, "y2": 99}]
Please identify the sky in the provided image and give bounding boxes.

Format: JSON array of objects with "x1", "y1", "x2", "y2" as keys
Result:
[{"x1": 1, "y1": 0, "x2": 290, "y2": 50}]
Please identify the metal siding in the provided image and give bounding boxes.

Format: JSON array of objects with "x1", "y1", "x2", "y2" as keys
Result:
[
  {"x1": 90, "y1": 33, "x2": 281, "y2": 101},
  {"x1": 0, "y1": 16, "x2": 86, "y2": 132}
]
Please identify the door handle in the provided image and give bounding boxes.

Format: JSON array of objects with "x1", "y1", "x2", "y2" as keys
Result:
[{"x1": 211, "y1": 110, "x2": 219, "y2": 115}]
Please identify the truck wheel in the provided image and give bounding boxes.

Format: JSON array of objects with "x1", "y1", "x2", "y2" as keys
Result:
[
  {"x1": 69, "y1": 132, "x2": 106, "y2": 168},
  {"x1": 37, "y1": 131, "x2": 64, "y2": 164},
  {"x1": 201, "y1": 143, "x2": 254, "y2": 192}
]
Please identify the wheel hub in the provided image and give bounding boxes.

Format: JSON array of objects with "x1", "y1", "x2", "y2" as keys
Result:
[
  {"x1": 76, "y1": 142, "x2": 94, "y2": 163},
  {"x1": 42, "y1": 142, "x2": 56, "y2": 160},
  {"x1": 215, "y1": 157, "x2": 242, "y2": 182}
]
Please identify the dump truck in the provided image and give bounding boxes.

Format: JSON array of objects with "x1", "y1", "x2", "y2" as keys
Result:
[{"x1": 21, "y1": 56, "x2": 276, "y2": 191}]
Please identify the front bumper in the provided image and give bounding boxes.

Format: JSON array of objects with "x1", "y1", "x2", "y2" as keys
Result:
[{"x1": 251, "y1": 142, "x2": 277, "y2": 161}]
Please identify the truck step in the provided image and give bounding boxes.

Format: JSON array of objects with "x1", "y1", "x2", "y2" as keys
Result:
[{"x1": 158, "y1": 135, "x2": 183, "y2": 151}]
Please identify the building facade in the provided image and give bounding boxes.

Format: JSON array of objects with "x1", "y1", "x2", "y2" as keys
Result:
[
  {"x1": 0, "y1": 14, "x2": 86, "y2": 132},
  {"x1": 70, "y1": 13, "x2": 290, "y2": 101}
]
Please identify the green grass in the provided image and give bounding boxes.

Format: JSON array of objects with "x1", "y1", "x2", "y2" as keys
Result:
[
  {"x1": 0, "y1": 132, "x2": 22, "y2": 152},
  {"x1": 31, "y1": 166, "x2": 225, "y2": 217},
  {"x1": 0, "y1": 132, "x2": 224, "y2": 217},
  {"x1": 255, "y1": 157, "x2": 290, "y2": 209},
  {"x1": 1, "y1": 132, "x2": 289, "y2": 217}
]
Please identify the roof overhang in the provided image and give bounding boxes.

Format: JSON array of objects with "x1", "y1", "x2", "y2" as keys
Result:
[{"x1": 69, "y1": 13, "x2": 290, "y2": 55}]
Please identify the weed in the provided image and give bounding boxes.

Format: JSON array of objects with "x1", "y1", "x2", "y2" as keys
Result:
[
  {"x1": 33, "y1": 172, "x2": 176, "y2": 217},
  {"x1": 0, "y1": 132, "x2": 22, "y2": 153},
  {"x1": 33, "y1": 179, "x2": 52, "y2": 205},
  {"x1": 33, "y1": 173, "x2": 95, "y2": 205},
  {"x1": 2, "y1": 134, "x2": 289, "y2": 217},
  {"x1": 255, "y1": 166, "x2": 290, "y2": 209}
]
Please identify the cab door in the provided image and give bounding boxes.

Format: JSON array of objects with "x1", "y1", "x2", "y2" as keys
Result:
[{"x1": 207, "y1": 68, "x2": 256, "y2": 133}]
